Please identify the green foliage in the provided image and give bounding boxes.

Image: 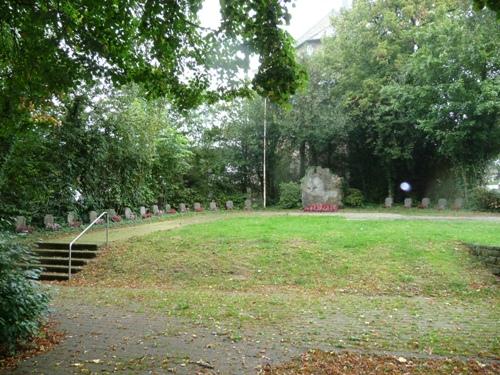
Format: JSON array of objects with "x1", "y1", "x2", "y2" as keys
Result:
[
  {"x1": 278, "y1": 182, "x2": 301, "y2": 208},
  {"x1": 0, "y1": 85, "x2": 192, "y2": 222},
  {"x1": 344, "y1": 188, "x2": 364, "y2": 207},
  {"x1": 469, "y1": 188, "x2": 500, "y2": 212},
  {"x1": 0, "y1": 234, "x2": 50, "y2": 355},
  {"x1": 0, "y1": 0, "x2": 305, "y2": 141}
]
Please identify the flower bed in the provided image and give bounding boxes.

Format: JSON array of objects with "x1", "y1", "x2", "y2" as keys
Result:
[{"x1": 303, "y1": 203, "x2": 339, "y2": 212}]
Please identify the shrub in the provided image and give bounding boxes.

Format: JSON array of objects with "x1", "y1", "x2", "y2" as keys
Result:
[
  {"x1": 344, "y1": 188, "x2": 364, "y2": 207},
  {"x1": 279, "y1": 182, "x2": 301, "y2": 209},
  {"x1": 470, "y1": 188, "x2": 500, "y2": 212},
  {"x1": 0, "y1": 234, "x2": 50, "y2": 355}
]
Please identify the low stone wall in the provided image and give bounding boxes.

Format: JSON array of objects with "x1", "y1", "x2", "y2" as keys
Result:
[{"x1": 465, "y1": 243, "x2": 500, "y2": 276}]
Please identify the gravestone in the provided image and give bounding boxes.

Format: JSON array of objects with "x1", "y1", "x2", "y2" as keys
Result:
[
  {"x1": 421, "y1": 197, "x2": 431, "y2": 208},
  {"x1": 301, "y1": 167, "x2": 342, "y2": 208},
  {"x1": 165, "y1": 204, "x2": 171, "y2": 212},
  {"x1": 193, "y1": 202, "x2": 202, "y2": 211},
  {"x1": 244, "y1": 198, "x2": 252, "y2": 210},
  {"x1": 209, "y1": 200, "x2": 217, "y2": 211},
  {"x1": 438, "y1": 198, "x2": 447, "y2": 210},
  {"x1": 107, "y1": 208, "x2": 117, "y2": 217},
  {"x1": 453, "y1": 198, "x2": 464, "y2": 210},
  {"x1": 67, "y1": 211, "x2": 77, "y2": 225},
  {"x1": 404, "y1": 198, "x2": 412, "y2": 208},
  {"x1": 44, "y1": 214, "x2": 54, "y2": 228},
  {"x1": 124, "y1": 207, "x2": 134, "y2": 220},
  {"x1": 226, "y1": 200, "x2": 234, "y2": 210},
  {"x1": 140, "y1": 206, "x2": 146, "y2": 216},
  {"x1": 179, "y1": 203, "x2": 187, "y2": 213},
  {"x1": 384, "y1": 197, "x2": 393, "y2": 208},
  {"x1": 152, "y1": 205, "x2": 159, "y2": 215},
  {"x1": 15, "y1": 216, "x2": 26, "y2": 228},
  {"x1": 89, "y1": 211, "x2": 98, "y2": 222}
]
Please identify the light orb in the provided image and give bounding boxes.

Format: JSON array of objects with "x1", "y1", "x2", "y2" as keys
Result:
[{"x1": 400, "y1": 182, "x2": 412, "y2": 192}]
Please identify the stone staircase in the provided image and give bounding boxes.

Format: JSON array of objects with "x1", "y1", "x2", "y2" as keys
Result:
[{"x1": 33, "y1": 242, "x2": 101, "y2": 280}]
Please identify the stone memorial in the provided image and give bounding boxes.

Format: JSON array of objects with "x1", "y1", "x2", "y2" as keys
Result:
[
  {"x1": 165, "y1": 204, "x2": 171, "y2": 212},
  {"x1": 67, "y1": 211, "x2": 77, "y2": 225},
  {"x1": 209, "y1": 200, "x2": 217, "y2": 211},
  {"x1": 384, "y1": 197, "x2": 393, "y2": 208},
  {"x1": 244, "y1": 198, "x2": 252, "y2": 210},
  {"x1": 438, "y1": 198, "x2": 447, "y2": 210},
  {"x1": 89, "y1": 211, "x2": 98, "y2": 222},
  {"x1": 404, "y1": 198, "x2": 412, "y2": 208},
  {"x1": 301, "y1": 167, "x2": 342, "y2": 208},
  {"x1": 124, "y1": 207, "x2": 134, "y2": 220},
  {"x1": 107, "y1": 208, "x2": 117, "y2": 217},
  {"x1": 226, "y1": 200, "x2": 234, "y2": 210},
  {"x1": 193, "y1": 202, "x2": 202, "y2": 212},
  {"x1": 44, "y1": 214, "x2": 54, "y2": 228},
  {"x1": 453, "y1": 198, "x2": 464, "y2": 210},
  {"x1": 15, "y1": 216, "x2": 26, "y2": 228},
  {"x1": 421, "y1": 197, "x2": 430, "y2": 208},
  {"x1": 179, "y1": 203, "x2": 187, "y2": 213},
  {"x1": 152, "y1": 205, "x2": 159, "y2": 215},
  {"x1": 140, "y1": 206, "x2": 147, "y2": 216}
]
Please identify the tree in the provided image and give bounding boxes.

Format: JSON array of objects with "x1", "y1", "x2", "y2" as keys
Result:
[
  {"x1": 317, "y1": 0, "x2": 499, "y2": 199},
  {"x1": 0, "y1": 0, "x2": 305, "y2": 131}
]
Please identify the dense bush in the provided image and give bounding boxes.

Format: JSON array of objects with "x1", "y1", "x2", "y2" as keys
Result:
[
  {"x1": 470, "y1": 188, "x2": 500, "y2": 212},
  {"x1": 344, "y1": 188, "x2": 364, "y2": 207},
  {"x1": 0, "y1": 234, "x2": 50, "y2": 355},
  {"x1": 278, "y1": 182, "x2": 301, "y2": 208}
]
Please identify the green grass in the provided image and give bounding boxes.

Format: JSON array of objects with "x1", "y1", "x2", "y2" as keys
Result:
[{"x1": 57, "y1": 215, "x2": 500, "y2": 357}]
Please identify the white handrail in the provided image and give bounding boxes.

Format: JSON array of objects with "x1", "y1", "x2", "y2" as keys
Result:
[{"x1": 68, "y1": 211, "x2": 109, "y2": 280}]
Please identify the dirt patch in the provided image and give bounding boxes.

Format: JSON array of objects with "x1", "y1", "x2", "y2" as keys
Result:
[
  {"x1": 0, "y1": 322, "x2": 64, "y2": 370},
  {"x1": 261, "y1": 349, "x2": 500, "y2": 374}
]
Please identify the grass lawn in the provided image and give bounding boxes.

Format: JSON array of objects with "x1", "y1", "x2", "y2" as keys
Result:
[{"x1": 56, "y1": 215, "x2": 499, "y2": 359}]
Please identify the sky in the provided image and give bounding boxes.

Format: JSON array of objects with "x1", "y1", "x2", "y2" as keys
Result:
[{"x1": 199, "y1": 0, "x2": 348, "y2": 40}]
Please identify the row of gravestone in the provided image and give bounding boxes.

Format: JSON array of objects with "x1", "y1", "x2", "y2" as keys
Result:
[
  {"x1": 14, "y1": 199, "x2": 254, "y2": 231},
  {"x1": 384, "y1": 197, "x2": 464, "y2": 210}
]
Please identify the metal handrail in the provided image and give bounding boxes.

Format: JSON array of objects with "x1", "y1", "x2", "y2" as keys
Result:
[{"x1": 68, "y1": 211, "x2": 109, "y2": 280}]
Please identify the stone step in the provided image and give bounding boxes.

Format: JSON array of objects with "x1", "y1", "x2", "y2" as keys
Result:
[
  {"x1": 32, "y1": 249, "x2": 99, "y2": 259},
  {"x1": 37, "y1": 264, "x2": 84, "y2": 274},
  {"x1": 36, "y1": 256, "x2": 89, "y2": 266},
  {"x1": 36, "y1": 242, "x2": 100, "y2": 250},
  {"x1": 40, "y1": 272, "x2": 70, "y2": 281}
]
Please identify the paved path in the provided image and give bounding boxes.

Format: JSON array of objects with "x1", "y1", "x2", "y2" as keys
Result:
[{"x1": 4, "y1": 295, "x2": 498, "y2": 374}]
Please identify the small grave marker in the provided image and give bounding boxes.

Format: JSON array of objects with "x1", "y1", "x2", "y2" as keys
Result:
[
  {"x1": 404, "y1": 198, "x2": 412, "y2": 208},
  {"x1": 67, "y1": 211, "x2": 77, "y2": 225},
  {"x1": 225, "y1": 200, "x2": 234, "y2": 210},
  {"x1": 384, "y1": 197, "x2": 393, "y2": 208},
  {"x1": 124, "y1": 207, "x2": 135, "y2": 220},
  {"x1": 438, "y1": 198, "x2": 447, "y2": 210},
  {"x1": 209, "y1": 201, "x2": 217, "y2": 211},
  {"x1": 453, "y1": 198, "x2": 464, "y2": 210},
  {"x1": 152, "y1": 205, "x2": 159, "y2": 215},
  {"x1": 44, "y1": 214, "x2": 54, "y2": 228},
  {"x1": 244, "y1": 198, "x2": 252, "y2": 210},
  {"x1": 421, "y1": 198, "x2": 430, "y2": 208}
]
